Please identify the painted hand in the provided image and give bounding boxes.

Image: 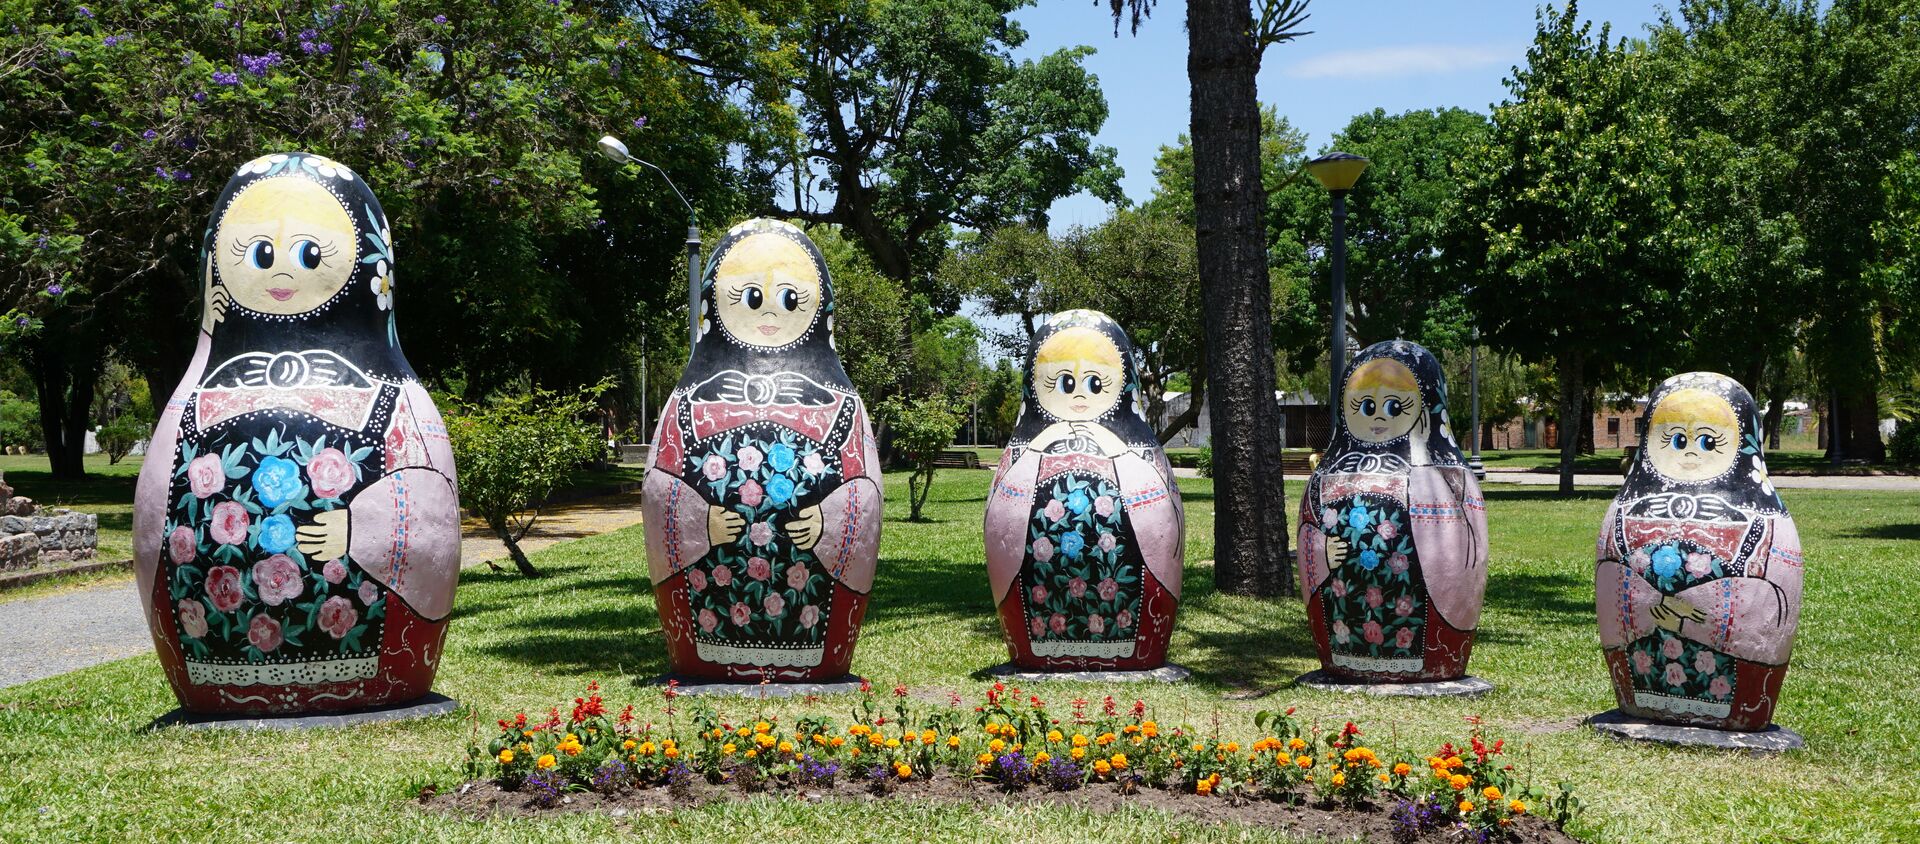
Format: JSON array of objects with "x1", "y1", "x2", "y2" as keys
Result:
[
  {"x1": 708, "y1": 505, "x2": 744, "y2": 545},
  {"x1": 202, "y1": 282, "x2": 231, "y2": 333},
  {"x1": 296, "y1": 509, "x2": 349, "y2": 561},
  {"x1": 1070, "y1": 421, "x2": 1128, "y2": 456},
  {"x1": 785, "y1": 506, "x2": 824, "y2": 551},
  {"x1": 1325, "y1": 535, "x2": 1349, "y2": 569},
  {"x1": 1649, "y1": 594, "x2": 1707, "y2": 633}
]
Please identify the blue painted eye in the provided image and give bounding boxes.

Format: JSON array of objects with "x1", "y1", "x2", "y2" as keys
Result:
[
  {"x1": 1383, "y1": 397, "x2": 1404, "y2": 417},
  {"x1": 1055, "y1": 373, "x2": 1076, "y2": 394},
  {"x1": 779, "y1": 288, "x2": 799, "y2": 311},
  {"x1": 1668, "y1": 433, "x2": 1688, "y2": 450},
  {"x1": 293, "y1": 239, "x2": 322, "y2": 270},
  {"x1": 744, "y1": 286, "x2": 763, "y2": 309},
  {"x1": 248, "y1": 241, "x2": 274, "y2": 269},
  {"x1": 1085, "y1": 374, "x2": 1104, "y2": 394},
  {"x1": 1360, "y1": 398, "x2": 1377, "y2": 417},
  {"x1": 1697, "y1": 434, "x2": 1719, "y2": 452}
]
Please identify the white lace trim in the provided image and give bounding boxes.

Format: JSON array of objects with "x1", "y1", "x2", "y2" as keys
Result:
[
  {"x1": 695, "y1": 640, "x2": 824, "y2": 668},
  {"x1": 1331, "y1": 652, "x2": 1425, "y2": 674},
  {"x1": 1633, "y1": 691, "x2": 1731, "y2": 719},
  {"x1": 1030, "y1": 639, "x2": 1136, "y2": 659},
  {"x1": 185, "y1": 656, "x2": 378, "y2": 686}
]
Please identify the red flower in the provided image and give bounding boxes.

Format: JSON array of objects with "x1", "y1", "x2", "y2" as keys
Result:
[
  {"x1": 252, "y1": 554, "x2": 303, "y2": 607},
  {"x1": 247, "y1": 614, "x2": 283, "y2": 652},
  {"x1": 306, "y1": 447, "x2": 356, "y2": 498},
  {"x1": 205, "y1": 565, "x2": 245, "y2": 612},
  {"x1": 893, "y1": 684, "x2": 909, "y2": 698},
  {"x1": 317, "y1": 596, "x2": 358, "y2": 639},
  {"x1": 209, "y1": 501, "x2": 250, "y2": 546}
]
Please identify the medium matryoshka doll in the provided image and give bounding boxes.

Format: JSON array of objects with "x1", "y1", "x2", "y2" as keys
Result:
[
  {"x1": 1597, "y1": 372, "x2": 1802, "y2": 730},
  {"x1": 984, "y1": 310, "x2": 1184, "y2": 670},
  {"x1": 132, "y1": 152, "x2": 461, "y2": 714},
  {"x1": 643, "y1": 219, "x2": 881, "y2": 681},
  {"x1": 1296, "y1": 340, "x2": 1487, "y2": 681}
]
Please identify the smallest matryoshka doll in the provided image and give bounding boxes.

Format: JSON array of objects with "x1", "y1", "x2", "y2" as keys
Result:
[
  {"x1": 1597, "y1": 372, "x2": 1803, "y2": 730},
  {"x1": 984, "y1": 310, "x2": 1184, "y2": 671},
  {"x1": 1296, "y1": 340, "x2": 1488, "y2": 682}
]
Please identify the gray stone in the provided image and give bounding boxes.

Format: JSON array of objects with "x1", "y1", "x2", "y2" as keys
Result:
[
  {"x1": 984, "y1": 663, "x2": 1193, "y2": 684},
  {"x1": 1293, "y1": 669, "x2": 1495, "y2": 698},
  {"x1": 1585, "y1": 709, "x2": 1805, "y2": 753},
  {"x1": 6, "y1": 497, "x2": 33, "y2": 516},
  {"x1": 149, "y1": 692, "x2": 460, "y2": 731},
  {"x1": 644, "y1": 674, "x2": 868, "y2": 698},
  {"x1": 0, "y1": 515, "x2": 29, "y2": 533},
  {"x1": 0, "y1": 533, "x2": 41, "y2": 572}
]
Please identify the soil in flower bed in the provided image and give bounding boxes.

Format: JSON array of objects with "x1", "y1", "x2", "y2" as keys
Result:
[{"x1": 425, "y1": 775, "x2": 1582, "y2": 843}]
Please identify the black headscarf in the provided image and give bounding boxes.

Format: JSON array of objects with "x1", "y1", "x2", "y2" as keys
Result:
[
  {"x1": 200, "y1": 152, "x2": 412, "y2": 384},
  {"x1": 1007, "y1": 309, "x2": 1159, "y2": 462},
  {"x1": 1322, "y1": 340, "x2": 1465, "y2": 472},
  {"x1": 677, "y1": 218, "x2": 852, "y2": 394},
  {"x1": 1619, "y1": 371, "x2": 1784, "y2": 516}
]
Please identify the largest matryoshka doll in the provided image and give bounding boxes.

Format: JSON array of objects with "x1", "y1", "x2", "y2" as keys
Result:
[
  {"x1": 984, "y1": 310, "x2": 1184, "y2": 670},
  {"x1": 1297, "y1": 340, "x2": 1488, "y2": 681},
  {"x1": 643, "y1": 219, "x2": 881, "y2": 681},
  {"x1": 132, "y1": 153, "x2": 461, "y2": 714},
  {"x1": 1596, "y1": 372, "x2": 1802, "y2": 730}
]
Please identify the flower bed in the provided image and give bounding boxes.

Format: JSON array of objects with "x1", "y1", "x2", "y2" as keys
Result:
[{"x1": 445, "y1": 681, "x2": 1582, "y2": 841}]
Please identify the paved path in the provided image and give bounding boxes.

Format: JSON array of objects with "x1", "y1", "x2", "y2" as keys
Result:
[
  {"x1": 1171, "y1": 466, "x2": 1919, "y2": 491},
  {"x1": 0, "y1": 490, "x2": 646, "y2": 692}
]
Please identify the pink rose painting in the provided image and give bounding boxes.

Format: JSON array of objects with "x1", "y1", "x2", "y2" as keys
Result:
[
  {"x1": 1685, "y1": 552, "x2": 1712, "y2": 578},
  {"x1": 187, "y1": 453, "x2": 225, "y2": 499},
  {"x1": 1364, "y1": 586, "x2": 1383, "y2": 609},
  {"x1": 729, "y1": 602, "x2": 751, "y2": 627},
  {"x1": 786, "y1": 564, "x2": 808, "y2": 591},
  {"x1": 1096, "y1": 578, "x2": 1119, "y2": 602},
  {"x1": 1067, "y1": 577, "x2": 1087, "y2": 598},
  {"x1": 252, "y1": 554, "x2": 303, "y2": 607},
  {"x1": 177, "y1": 599, "x2": 208, "y2": 639},
  {"x1": 1031, "y1": 537, "x2": 1054, "y2": 563},
  {"x1": 713, "y1": 565, "x2": 733, "y2": 587},
  {"x1": 1376, "y1": 520, "x2": 1399, "y2": 541},
  {"x1": 357, "y1": 580, "x2": 378, "y2": 606},
  {"x1": 702, "y1": 454, "x2": 727, "y2": 481},
  {"x1": 1662, "y1": 637, "x2": 1685, "y2": 660},
  {"x1": 247, "y1": 614, "x2": 283, "y2": 653},
  {"x1": 1394, "y1": 627, "x2": 1415, "y2": 649},
  {"x1": 1043, "y1": 499, "x2": 1066, "y2": 523},
  {"x1": 306, "y1": 447, "x2": 355, "y2": 498},
  {"x1": 763, "y1": 592, "x2": 786, "y2": 618},
  {"x1": 1629, "y1": 549, "x2": 1651, "y2": 574},
  {"x1": 798, "y1": 604, "x2": 821, "y2": 630},
  {"x1": 698, "y1": 608, "x2": 719, "y2": 633},
  {"x1": 1394, "y1": 595, "x2": 1415, "y2": 617},
  {"x1": 1115, "y1": 609, "x2": 1133, "y2": 629},
  {"x1": 736, "y1": 445, "x2": 763, "y2": 472},
  {"x1": 739, "y1": 480, "x2": 765, "y2": 507},
  {"x1": 1330, "y1": 579, "x2": 1348, "y2": 598},
  {"x1": 322, "y1": 559, "x2": 348, "y2": 584},
  {"x1": 1030, "y1": 584, "x2": 1049, "y2": 604},
  {"x1": 1332, "y1": 620, "x2": 1350, "y2": 645},
  {"x1": 317, "y1": 596, "x2": 358, "y2": 639},
  {"x1": 1093, "y1": 495, "x2": 1115, "y2": 517},
  {"x1": 802, "y1": 452, "x2": 827, "y2": 476},
  {"x1": 1707, "y1": 675, "x2": 1732, "y2": 700},
  {"x1": 1097, "y1": 532, "x2": 1117, "y2": 552},
  {"x1": 209, "y1": 501, "x2": 250, "y2": 546},
  {"x1": 1664, "y1": 662, "x2": 1687, "y2": 687},
  {"x1": 168, "y1": 526, "x2": 197, "y2": 564},
  {"x1": 1321, "y1": 508, "x2": 1339, "y2": 528},
  {"x1": 688, "y1": 567, "x2": 708, "y2": 591},
  {"x1": 1362, "y1": 620, "x2": 1384, "y2": 645},
  {"x1": 1086, "y1": 614, "x2": 1105, "y2": 635},
  {"x1": 1693, "y1": 649, "x2": 1717, "y2": 675},
  {"x1": 1029, "y1": 616, "x2": 1044, "y2": 637},
  {"x1": 1388, "y1": 553, "x2": 1409, "y2": 574},
  {"x1": 206, "y1": 565, "x2": 245, "y2": 612},
  {"x1": 747, "y1": 556, "x2": 771, "y2": 581},
  {"x1": 1049, "y1": 613, "x2": 1067, "y2": 635},
  {"x1": 748, "y1": 521, "x2": 774, "y2": 546},
  {"x1": 1632, "y1": 650, "x2": 1654, "y2": 676}
]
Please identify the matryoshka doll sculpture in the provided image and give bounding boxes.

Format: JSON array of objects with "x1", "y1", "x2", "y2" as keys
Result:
[
  {"x1": 1296, "y1": 341, "x2": 1488, "y2": 682},
  {"x1": 132, "y1": 153, "x2": 461, "y2": 715},
  {"x1": 643, "y1": 219, "x2": 881, "y2": 682},
  {"x1": 984, "y1": 310, "x2": 1184, "y2": 671},
  {"x1": 1596, "y1": 373, "x2": 1802, "y2": 730}
]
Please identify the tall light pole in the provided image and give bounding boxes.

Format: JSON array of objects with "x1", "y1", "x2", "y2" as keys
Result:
[
  {"x1": 598, "y1": 135, "x2": 701, "y2": 348},
  {"x1": 1306, "y1": 151, "x2": 1370, "y2": 417},
  {"x1": 1469, "y1": 328, "x2": 1484, "y2": 479}
]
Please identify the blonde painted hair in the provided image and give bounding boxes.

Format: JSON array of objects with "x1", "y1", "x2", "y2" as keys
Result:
[
  {"x1": 222, "y1": 175, "x2": 352, "y2": 230},
  {"x1": 1035, "y1": 326, "x2": 1122, "y2": 369},
  {"x1": 1650, "y1": 387, "x2": 1737, "y2": 430},
  {"x1": 1348, "y1": 357, "x2": 1418, "y2": 392},
  {"x1": 714, "y1": 231, "x2": 822, "y2": 291}
]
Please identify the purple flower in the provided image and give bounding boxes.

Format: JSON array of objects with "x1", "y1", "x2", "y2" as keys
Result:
[
  {"x1": 317, "y1": 42, "x2": 332, "y2": 54},
  {"x1": 110, "y1": 142, "x2": 123, "y2": 152},
  {"x1": 181, "y1": 53, "x2": 193, "y2": 66},
  {"x1": 15, "y1": 317, "x2": 28, "y2": 328},
  {"x1": 488, "y1": 177, "x2": 501, "y2": 185},
  {"x1": 213, "y1": 0, "x2": 226, "y2": 7},
  {"x1": 349, "y1": 115, "x2": 366, "y2": 130},
  {"x1": 141, "y1": 129, "x2": 157, "y2": 140},
  {"x1": 173, "y1": 170, "x2": 192, "y2": 181},
  {"x1": 47, "y1": 283, "x2": 63, "y2": 295},
  {"x1": 433, "y1": 14, "x2": 447, "y2": 24},
  {"x1": 77, "y1": 6, "x2": 93, "y2": 17},
  {"x1": 58, "y1": 50, "x2": 74, "y2": 59},
  {"x1": 402, "y1": 159, "x2": 416, "y2": 169},
  {"x1": 191, "y1": 91, "x2": 207, "y2": 102},
  {"x1": 211, "y1": 70, "x2": 239, "y2": 86},
  {"x1": 299, "y1": 28, "x2": 317, "y2": 41},
  {"x1": 102, "y1": 34, "x2": 124, "y2": 47},
  {"x1": 330, "y1": 3, "x2": 344, "y2": 10},
  {"x1": 154, "y1": 166, "x2": 169, "y2": 179},
  {"x1": 632, "y1": 116, "x2": 648, "y2": 129},
  {"x1": 239, "y1": 51, "x2": 283, "y2": 77}
]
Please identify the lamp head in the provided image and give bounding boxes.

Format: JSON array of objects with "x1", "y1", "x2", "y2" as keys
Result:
[
  {"x1": 1307, "y1": 151, "x2": 1370, "y2": 192},
  {"x1": 596, "y1": 135, "x2": 632, "y2": 165}
]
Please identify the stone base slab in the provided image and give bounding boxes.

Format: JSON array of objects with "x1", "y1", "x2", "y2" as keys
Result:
[
  {"x1": 984, "y1": 663, "x2": 1192, "y2": 683},
  {"x1": 643, "y1": 674, "x2": 868, "y2": 698},
  {"x1": 1294, "y1": 669, "x2": 1494, "y2": 698},
  {"x1": 1585, "y1": 709, "x2": 1805, "y2": 752},
  {"x1": 148, "y1": 692, "x2": 460, "y2": 731}
]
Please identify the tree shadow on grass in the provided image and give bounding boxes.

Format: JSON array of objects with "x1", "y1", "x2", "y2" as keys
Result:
[
  {"x1": 1839, "y1": 523, "x2": 1920, "y2": 541},
  {"x1": 863, "y1": 555, "x2": 996, "y2": 628},
  {"x1": 1481, "y1": 488, "x2": 1617, "y2": 504},
  {"x1": 1165, "y1": 576, "x2": 1319, "y2": 695},
  {"x1": 456, "y1": 562, "x2": 665, "y2": 677}
]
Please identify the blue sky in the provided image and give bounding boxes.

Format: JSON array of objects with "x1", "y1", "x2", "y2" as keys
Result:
[{"x1": 1012, "y1": 0, "x2": 1674, "y2": 231}]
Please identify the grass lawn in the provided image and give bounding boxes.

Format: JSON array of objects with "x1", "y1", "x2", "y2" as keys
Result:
[
  {"x1": 0, "y1": 454, "x2": 139, "y2": 562},
  {"x1": 1, "y1": 469, "x2": 1915, "y2": 842},
  {"x1": 1476, "y1": 448, "x2": 1911, "y2": 475}
]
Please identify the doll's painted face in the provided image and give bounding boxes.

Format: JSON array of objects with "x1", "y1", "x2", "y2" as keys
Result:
[
  {"x1": 1648, "y1": 388, "x2": 1739, "y2": 483},
  {"x1": 712, "y1": 233, "x2": 823, "y2": 348},
  {"x1": 1343, "y1": 357, "x2": 1423, "y2": 444},
  {"x1": 1034, "y1": 326, "x2": 1124, "y2": 422},
  {"x1": 216, "y1": 176, "x2": 356, "y2": 315}
]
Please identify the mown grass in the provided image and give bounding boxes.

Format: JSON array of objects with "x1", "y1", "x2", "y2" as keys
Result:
[{"x1": 0, "y1": 469, "x2": 1915, "y2": 843}]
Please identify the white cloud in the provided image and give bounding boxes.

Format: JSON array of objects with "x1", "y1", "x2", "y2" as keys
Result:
[{"x1": 1283, "y1": 44, "x2": 1507, "y2": 80}]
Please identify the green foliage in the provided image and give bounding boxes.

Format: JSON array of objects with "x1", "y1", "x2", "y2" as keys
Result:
[
  {"x1": 1889, "y1": 421, "x2": 1920, "y2": 466},
  {"x1": 1194, "y1": 445, "x2": 1214, "y2": 478},
  {"x1": 445, "y1": 384, "x2": 606, "y2": 575},
  {"x1": 0, "y1": 390, "x2": 42, "y2": 451},
  {"x1": 877, "y1": 395, "x2": 962, "y2": 521},
  {"x1": 811, "y1": 225, "x2": 908, "y2": 403},
  {"x1": 94, "y1": 413, "x2": 147, "y2": 465}
]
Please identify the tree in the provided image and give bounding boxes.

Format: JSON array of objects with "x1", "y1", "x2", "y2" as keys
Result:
[
  {"x1": 445, "y1": 387, "x2": 604, "y2": 577},
  {"x1": 812, "y1": 225, "x2": 911, "y2": 404},
  {"x1": 1448, "y1": 2, "x2": 1685, "y2": 495},
  {"x1": 879, "y1": 395, "x2": 964, "y2": 521}
]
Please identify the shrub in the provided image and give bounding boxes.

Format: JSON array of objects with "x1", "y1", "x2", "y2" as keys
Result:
[
  {"x1": 1195, "y1": 445, "x2": 1214, "y2": 478},
  {"x1": 445, "y1": 384, "x2": 606, "y2": 576},
  {"x1": 95, "y1": 415, "x2": 148, "y2": 465},
  {"x1": 878, "y1": 396, "x2": 963, "y2": 521},
  {"x1": 1889, "y1": 421, "x2": 1920, "y2": 465}
]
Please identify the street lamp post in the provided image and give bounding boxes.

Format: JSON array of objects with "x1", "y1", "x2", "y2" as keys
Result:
[
  {"x1": 1306, "y1": 151, "x2": 1370, "y2": 416},
  {"x1": 597, "y1": 135, "x2": 702, "y2": 348},
  {"x1": 1469, "y1": 329, "x2": 1484, "y2": 479}
]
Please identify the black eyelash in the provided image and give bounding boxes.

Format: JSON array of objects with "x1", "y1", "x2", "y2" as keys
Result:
[
  {"x1": 1347, "y1": 397, "x2": 1365, "y2": 412},
  {"x1": 725, "y1": 288, "x2": 745, "y2": 304},
  {"x1": 790, "y1": 289, "x2": 813, "y2": 306}
]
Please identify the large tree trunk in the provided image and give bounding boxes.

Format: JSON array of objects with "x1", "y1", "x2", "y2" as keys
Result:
[
  {"x1": 1764, "y1": 393, "x2": 1785, "y2": 451},
  {"x1": 1157, "y1": 374, "x2": 1206, "y2": 445},
  {"x1": 1837, "y1": 388, "x2": 1885, "y2": 463},
  {"x1": 1555, "y1": 352, "x2": 1585, "y2": 496},
  {"x1": 1188, "y1": 0, "x2": 1291, "y2": 597},
  {"x1": 1579, "y1": 388, "x2": 1597, "y2": 456},
  {"x1": 24, "y1": 322, "x2": 106, "y2": 480}
]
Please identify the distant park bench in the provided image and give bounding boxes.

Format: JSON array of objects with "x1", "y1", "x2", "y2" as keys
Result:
[
  {"x1": 932, "y1": 449, "x2": 982, "y2": 469},
  {"x1": 1281, "y1": 452, "x2": 1317, "y2": 475}
]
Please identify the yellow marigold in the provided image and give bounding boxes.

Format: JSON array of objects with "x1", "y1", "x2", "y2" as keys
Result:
[
  {"x1": 735, "y1": 726, "x2": 750, "y2": 737},
  {"x1": 976, "y1": 752, "x2": 994, "y2": 765},
  {"x1": 664, "y1": 747, "x2": 680, "y2": 758},
  {"x1": 988, "y1": 739, "x2": 1006, "y2": 754},
  {"x1": 1510, "y1": 800, "x2": 1528, "y2": 815},
  {"x1": 849, "y1": 724, "x2": 870, "y2": 736},
  {"x1": 1219, "y1": 741, "x2": 1239, "y2": 753},
  {"x1": 1295, "y1": 756, "x2": 1313, "y2": 769},
  {"x1": 1445, "y1": 755, "x2": 1463, "y2": 769},
  {"x1": 1393, "y1": 762, "x2": 1411, "y2": 776},
  {"x1": 744, "y1": 749, "x2": 758, "y2": 759},
  {"x1": 1483, "y1": 786, "x2": 1502, "y2": 801},
  {"x1": 1109, "y1": 753, "x2": 1128, "y2": 769},
  {"x1": 921, "y1": 729, "x2": 937, "y2": 744},
  {"x1": 1098, "y1": 733, "x2": 1118, "y2": 746},
  {"x1": 1123, "y1": 725, "x2": 1140, "y2": 735},
  {"x1": 1449, "y1": 774, "x2": 1471, "y2": 791},
  {"x1": 947, "y1": 735, "x2": 961, "y2": 748},
  {"x1": 1071, "y1": 747, "x2": 1086, "y2": 760},
  {"x1": 756, "y1": 733, "x2": 777, "y2": 749},
  {"x1": 722, "y1": 743, "x2": 737, "y2": 755},
  {"x1": 1075, "y1": 735, "x2": 1092, "y2": 748},
  {"x1": 1288, "y1": 737, "x2": 1307, "y2": 751},
  {"x1": 777, "y1": 741, "x2": 794, "y2": 753},
  {"x1": 1047, "y1": 730, "x2": 1064, "y2": 743},
  {"x1": 884, "y1": 738, "x2": 901, "y2": 749},
  {"x1": 849, "y1": 747, "x2": 861, "y2": 757},
  {"x1": 895, "y1": 763, "x2": 912, "y2": 779},
  {"x1": 1195, "y1": 778, "x2": 1214, "y2": 796},
  {"x1": 639, "y1": 742, "x2": 656, "y2": 756},
  {"x1": 867, "y1": 733, "x2": 885, "y2": 747},
  {"x1": 662, "y1": 739, "x2": 677, "y2": 749},
  {"x1": 1094, "y1": 760, "x2": 1112, "y2": 775},
  {"x1": 755, "y1": 721, "x2": 771, "y2": 734},
  {"x1": 813, "y1": 734, "x2": 828, "y2": 745},
  {"x1": 1343, "y1": 748, "x2": 1363, "y2": 763},
  {"x1": 1010, "y1": 744, "x2": 1023, "y2": 754},
  {"x1": 1459, "y1": 800, "x2": 1475, "y2": 814},
  {"x1": 1034, "y1": 751, "x2": 1051, "y2": 764},
  {"x1": 535, "y1": 754, "x2": 556, "y2": 770},
  {"x1": 622, "y1": 739, "x2": 637, "y2": 751},
  {"x1": 1189, "y1": 741, "x2": 1205, "y2": 753},
  {"x1": 830, "y1": 737, "x2": 846, "y2": 748},
  {"x1": 1331, "y1": 772, "x2": 1346, "y2": 787},
  {"x1": 1377, "y1": 773, "x2": 1390, "y2": 783},
  {"x1": 1142, "y1": 722, "x2": 1160, "y2": 738},
  {"x1": 496, "y1": 749, "x2": 515, "y2": 765},
  {"x1": 516, "y1": 743, "x2": 531, "y2": 754},
  {"x1": 564, "y1": 733, "x2": 578, "y2": 742}
]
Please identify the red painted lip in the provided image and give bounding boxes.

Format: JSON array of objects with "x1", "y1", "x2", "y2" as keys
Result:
[
  {"x1": 267, "y1": 288, "x2": 295, "y2": 301},
  {"x1": 758, "y1": 324, "x2": 780, "y2": 335},
  {"x1": 1071, "y1": 403, "x2": 1089, "y2": 412},
  {"x1": 1370, "y1": 426, "x2": 1388, "y2": 435}
]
